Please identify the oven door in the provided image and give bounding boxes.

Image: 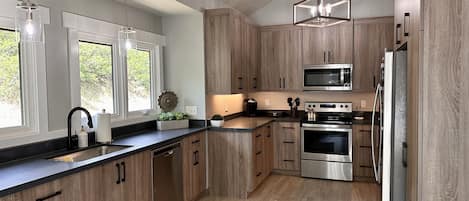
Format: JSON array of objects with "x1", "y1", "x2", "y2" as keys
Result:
[
  {"x1": 303, "y1": 64, "x2": 352, "y2": 91},
  {"x1": 301, "y1": 124, "x2": 352, "y2": 163}
]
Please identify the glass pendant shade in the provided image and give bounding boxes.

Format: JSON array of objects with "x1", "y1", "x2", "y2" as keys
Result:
[
  {"x1": 16, "y1": 0, "x2": 43, "y2": 43},
  {"x1": 294, "y1": 0, "x2": 351, "y2": 27},
  {"x1": 118, "y1": 27, "x2": 137, "y2": 50}
]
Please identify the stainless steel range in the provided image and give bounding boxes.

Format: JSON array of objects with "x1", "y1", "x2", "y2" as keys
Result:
[{"x1": 301, "y1": 102, "x2": 353, "y2": 181}]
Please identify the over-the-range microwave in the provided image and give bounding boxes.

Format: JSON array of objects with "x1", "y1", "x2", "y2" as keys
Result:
[{"x1": 303, "y1": 64, "x2": 353, "y2": 91}]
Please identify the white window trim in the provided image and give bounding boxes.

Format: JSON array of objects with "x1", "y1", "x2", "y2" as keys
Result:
[
  {"x1": 0, "y1": 6, "x2": 50, "y2": 140},
  {"x1": 64, "y1": 12, "x2": 165, "y2": 129}
]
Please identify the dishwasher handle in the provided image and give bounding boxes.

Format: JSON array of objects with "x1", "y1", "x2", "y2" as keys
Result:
[{"x1": 153, "y1": 142, "x2": 181, "y2": 157}]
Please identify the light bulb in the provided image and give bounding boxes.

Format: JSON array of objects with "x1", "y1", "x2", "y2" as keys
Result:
[
  {"x1": 125, "y1": 39, "x2": 132, "y2": 50},
  {"x1": 25, "y1": 19, "x2": 34, "y2": 35},
  {"x1": 310, "y1": 6, "x2": 318, "y2": 17},
  {"x1": 325, "y1": 4, "x2": 332, "y2": 16}
]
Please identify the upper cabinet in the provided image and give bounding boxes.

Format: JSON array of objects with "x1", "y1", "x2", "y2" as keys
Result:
[
  {"x1": 353, "y1": 17, "x2": 394, "y2": 92},
  {"x1": 204, "y1": 8, "x2": 259, "y2": 94},
  {"x1": 260, "y1": 25, "x2": 302, "y2": 91},
  {"x1": 302, "y1": 22, "x2": 353, "y2": 65}
]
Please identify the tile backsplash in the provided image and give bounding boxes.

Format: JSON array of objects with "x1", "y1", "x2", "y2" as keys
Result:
[{"x1": 248, "y1": 92, "x2": 376, "y2": 112}]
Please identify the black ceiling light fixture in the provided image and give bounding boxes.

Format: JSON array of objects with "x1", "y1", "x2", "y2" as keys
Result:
[{"x1": 293, "y1": 0, "x2": 351, "y2": 28}]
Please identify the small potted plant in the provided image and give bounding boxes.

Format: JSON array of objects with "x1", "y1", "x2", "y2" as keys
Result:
[
  {"x1": 157, "y1": 112, "x2": 189, "y2": 130},
  {"x1": 210, "y1": 114, "x2": 224, "y2": 127}
]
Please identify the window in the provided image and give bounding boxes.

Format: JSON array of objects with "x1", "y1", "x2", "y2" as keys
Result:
[
  {"x1": 79, "y1": 41, "x2": 115, "y2": 115},
  {"x1": 127, "y1": 48, "x2": 152, "y2": 112},
  {"x1": 0, "y1": 29, "x2": 22, "y2": 129}
]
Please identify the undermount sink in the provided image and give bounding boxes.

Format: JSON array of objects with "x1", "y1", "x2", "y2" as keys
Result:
[{"x1": 50, "y1": 144, "x2": 132, "y2": 163}]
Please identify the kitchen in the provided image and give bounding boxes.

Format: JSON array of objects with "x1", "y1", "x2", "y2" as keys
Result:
[{"x1": 0, "y1": 0, "x2": 466, "y2": 201}]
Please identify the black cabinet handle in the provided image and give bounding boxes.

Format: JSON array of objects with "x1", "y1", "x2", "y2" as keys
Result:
[
  {"x1": 402, "y1": 142, "x2": 408, "y2": 167},
  {"x1": 267, "y1": 134, "x2": 271, "y2": 138},
  {"x1": 121, "y1": 162, "x2": 126, "y2": 182},
  {"x1": 283, "y1": 141, "x2": 295, "y2": 144},
  {"x1": 256, "y1": 172, "x2": 262, "y2": 177},
  {"x1": 193, "y1": 150, "x2": 199, "y2": 166},
  {"x1": 192, "y1": 139, "x2": 200, "y2": 144},
  {"x1": 283, "y1": 78, "x2": 286, "y2": 89},
  {"x1": 279, "y1": 78, "x2": 282, "y2": 88},
  {"x1": 323, "y1": 51, "x2": 326, "y2": 63},
  {"x1": 256, "y1": 151, "x2": 262, "y2": 155},
  {"x1": 283, "y1": 159, "x2": 295, "y2": 162},
  {"x1": 253, "y1": 77, "x2": 257, "y2": 89},
  {"x1": 396, "y1": 24, "x2": 402, "y2": 45},
  {"x1": 328, "y1": 51, "x2": 332, "y2": 63},
  {"x1": 36, "y1": 191, "x2": 62, "y2": 201},
  {"x1": 373, "y1": 76, "x2": 376, "y2": 88},
  {"x1": 256, "y1": 134, "x2": 262, "y2": 138},
  {"x1": 116, "y1": 163, "x2": 121, "y2": 184},
  {"x1": 404, "y1": 13, "x2": 410, "y2": 36}
]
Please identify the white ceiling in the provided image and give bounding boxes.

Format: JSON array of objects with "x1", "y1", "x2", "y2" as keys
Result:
[
  {"x1": 115, "y1": 0, "x2": 197, "y2": 16},
  {"x1": 223, "y1": 0, "x2": 273, "y2": 14}
]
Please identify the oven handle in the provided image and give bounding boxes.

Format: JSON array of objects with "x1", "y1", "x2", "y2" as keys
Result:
[{"x1": 302, "y1": 126, "x2": 352, "y2": 133}]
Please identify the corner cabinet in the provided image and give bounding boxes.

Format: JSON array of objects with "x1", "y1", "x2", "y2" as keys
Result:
[
  {"x1": 204, "y1": 8, "x2": 259, "y2": 94},
  {"x1": 182, "y1": 131, "x2": 207, "y2": 201},
  {"x1": 272, "y1": 122, "x2": 300, "y2": 172},
  {"x1": 353, "y1": 17, "x2": 394, "y2": 92},
  {"x1": 260, "y1": 25, "x2": 302, "y2": 91}
]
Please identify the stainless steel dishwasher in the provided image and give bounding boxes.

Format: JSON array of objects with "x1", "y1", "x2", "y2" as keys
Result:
[{"x1": 153, "y1": 142, "x2": 183, "y2": 201}]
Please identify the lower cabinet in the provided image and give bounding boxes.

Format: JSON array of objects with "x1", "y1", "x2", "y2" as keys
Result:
[
  {"x1": 352, "y1": 124, "x2": 379, "y2": 182},
  {"x1": 273, "y1": 122, "x2": 300, "y2": 172},
  {"x1": 207, "y1": 123, "x2": 272, "y2": 199},
  {"x1": 182, "y1": 131, "x2": 207, "y2": 201}
]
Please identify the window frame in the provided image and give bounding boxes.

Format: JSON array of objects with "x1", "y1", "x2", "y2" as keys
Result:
[
  {"x1": 65, "y1": 12, "x2": 165, "y2": 129},
  {"x1": 0, "y1": 16, "x2": 49, "y2": 140}
]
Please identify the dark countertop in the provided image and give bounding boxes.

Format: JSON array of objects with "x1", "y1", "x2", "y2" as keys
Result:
[
  {"x1": 0, "y1": 127, "x2": 207, "y2": 197},
  {"x1": 209, "y1": 116, "x2": 302, "y2": 132}
]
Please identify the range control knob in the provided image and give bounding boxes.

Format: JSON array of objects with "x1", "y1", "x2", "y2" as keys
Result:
[
  {"x1": 313, "y1": 105, "x2": 316, "y2": 108},
  {"x1": 345, "y1": 105, "x2": 349, "y2": 108},
  {"x1": 340, "y1": 105, "x2": 344, "y2": 108}
]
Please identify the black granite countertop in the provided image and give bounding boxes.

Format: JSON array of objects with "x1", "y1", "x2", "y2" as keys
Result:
[
  {"x1": 0, "y1": 127, "x2": 207, "y2": 197},
  {"x1": 209, "y1": 116, "x2": 302, "y2": 132}
]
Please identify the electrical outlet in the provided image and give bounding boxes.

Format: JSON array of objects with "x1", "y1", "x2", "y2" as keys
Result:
[
  {"x1": 361, "y1": 100, "x2": 367, "y2": 108},
  {"x1": 185, "y1": 106, "x2": 198, "y2": 116},
  {"x1": 224, "y1": 105, "x2": 229, "y2": 113},
  {"x1": 265, "y1": 99, "x2": 271, "y2": 106}
]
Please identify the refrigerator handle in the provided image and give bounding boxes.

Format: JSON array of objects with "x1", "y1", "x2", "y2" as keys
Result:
[
  {"x1": 371, "y1": 84, "x2": 382, "y2": 183},
  {"x1": 402, "y1": 142, "x2": 408, "y2": 167}
]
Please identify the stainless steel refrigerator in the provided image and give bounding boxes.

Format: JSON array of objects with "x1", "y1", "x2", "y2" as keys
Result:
[{"x1": 371, "y1": 50, "x2": 407, "y2": 201}]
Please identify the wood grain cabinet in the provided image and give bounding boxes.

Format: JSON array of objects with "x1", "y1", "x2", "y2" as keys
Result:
[
  {"x1": 208, "y1": 123, "x2": 272, "y2": 199},
  {"x1": 353, "y1": 17, "x2": 394, "y2": 92},
  {"x1": 272, "y1": 122, "x2": 300, "y2": 172},
  {"x1": 102, "y1": 151, "x2": 153, "y2": 201},
  {"x1": 204, "y1": 8, "x2": 259, "y2": 94},
  {"x1": 352, "y1": 124, "x2": 379, "y2": 182},
  {"x1": 302, "y1": 22, "x2": 353, "y2": 65},
  {"x1": 183, "y1": 131, "x2": 207, "y2": 201},
  {"x1": 260, "y1": 26, "x2": 302, "y2": 91}
]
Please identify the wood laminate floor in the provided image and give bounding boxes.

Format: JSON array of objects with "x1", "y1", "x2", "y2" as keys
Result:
[{"x1": 200, "y1": 174, "x2": 381, "y2": 201}]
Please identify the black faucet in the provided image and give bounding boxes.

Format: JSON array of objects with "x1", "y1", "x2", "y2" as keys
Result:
[{"x1": 67, "y1": 107, "x2": 94, "y2": 150}]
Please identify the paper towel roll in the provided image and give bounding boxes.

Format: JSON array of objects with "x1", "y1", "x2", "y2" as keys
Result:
[{"x1": 96, "y1": 109, "x2": 112, "y2": 143}]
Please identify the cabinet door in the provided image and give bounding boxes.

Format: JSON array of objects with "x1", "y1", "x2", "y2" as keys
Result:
[
  {"x1": 353, "y1": 17, "x2": 394, "y2": 92},
  {"x1": 102, "y1": 161, "x2": 125, "y2": 201},
  {"x1": 277, "y1": 28, "x2": 302, "y2": 91},
  {"x1": 263, "y1": 124, "x2": 274, "y2": 176},
  {"x1": 302, "y1": 27, "x2": 326, "y2": 65},
  {"x1": 247, "y1": 25, "x2": 260, "y2": 92},
  {"x1": 231, "y1": 14, "x2": 244, "y2": 94},
  {"x1": 183, "y1": 131, "x2": 207, "y2": 201},
  {"x1": 62, "y1": 166, "x2": 104, "y2": 201},
  {"x1": 20, "y1": 179, "x2": 64, "y2": 201},
  {"x1": 260, "y1": 31, "x2": 281, "y2": 91},
  {"x1": 122, "y1": 151, "x2": 153, "y2": 201},
  {"x1": 273, "y1": 122, "x2": 300, "y2": 171},
  {"x1": 327, "y1": 22, "x2": 353, "y2": 64}
]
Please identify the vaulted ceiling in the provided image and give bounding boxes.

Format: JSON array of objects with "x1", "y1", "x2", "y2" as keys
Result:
[{"x1": 223, "y1": 0, "x2": 273, "y2": 14}]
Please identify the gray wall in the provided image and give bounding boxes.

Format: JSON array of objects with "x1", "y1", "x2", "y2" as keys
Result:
[
  {"x1": 162, "y1": 12, "x2": 206, "y2": 120},
  {"x1": 250, "y1": 0, "x2": 394, "y2": 26},
  {"x1": 36, "y1": 0, "x2": 163, "y2": 131}
]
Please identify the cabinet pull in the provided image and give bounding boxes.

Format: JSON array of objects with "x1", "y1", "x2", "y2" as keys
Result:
[
  {"x1": 373, "y1": 76, "x2": 376, "y2": 88},
  {"x1": 323, "y1": 51, "x2": 326, "y2": 63},
  {"x1": 359, "y1": 129, "x2": 372, "y2": 133},
  {"x1": 283, "y1": 159, "x2": 295, "y2": 162},
  {"x1": 283, "y1": 141, "x2": 295, "y2": 144},
  {"x1": 267, "y1": 134, "x2": 271, "y2": 138},
  {"x1": 256, "y1": 134, "x2": 262, "y2": 138},
  {"x1": 283, "y1": 78, "x2": 286, "y2": 89},
  {"x1": 402, "y1": 142, "x2": 408, "y2": 167},
  {"x1": 115, "y1": 163, "x2": 121, "y2": 184},
  {"x1": 253, "y1": 77, "x2": 257, "y2": 89},
  {"x1": 238, "y1": 77, "x2": 243, "y2": 90},
  {"x1": 282, "y1": 126, "x2": 295, "y2": 129},
  {"x1": 404, "y1": 13, "x2": 410, "y2": 36},
  {"x1": 121, "y1": 162, "x2": 126, "y2": 182},
  {"x1": 256, "y1": 151, "x2": 262, "y2": 155},
  {"x1": 193, "y1": 150, "x2": 199, "y2": 166},
  {"x1": 279, "y1": 78, "x2": 282, "y2": 88},
  {"x1": 256, "y1": 172, "x2": 262, "y2": 177},
  {"x1": 395, "y1": 24, "x2": 402, "y2": 45},
  {"x1": 192, "y1": 139, "x2": 200, "y2": 144},
  {"x1": 328, "y1": 51, "x2": 331, "y2": 63},
  {"x1": 36, "y1": 191, "x2": 62, "y2": 201}
]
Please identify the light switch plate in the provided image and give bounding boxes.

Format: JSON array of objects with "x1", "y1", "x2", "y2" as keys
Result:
[{"x1": 185, "y1": 106, "x2": 198, "y2": 116}]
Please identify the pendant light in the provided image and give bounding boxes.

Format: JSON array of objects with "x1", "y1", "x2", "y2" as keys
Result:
[
  {"x1": 16, "y1": 0, "x2": 43, "y2": 43},
  {"x1": 118, "y1": 0, "x2": 137, "y2": 50},
  {"x1": 294, "y1": 0, "x2": 351, "y2": 28}
]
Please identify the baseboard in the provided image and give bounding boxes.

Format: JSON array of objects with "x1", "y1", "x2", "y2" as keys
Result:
[{"x1": 272, "y1": 169, "x2": 301, "y2": 176}]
